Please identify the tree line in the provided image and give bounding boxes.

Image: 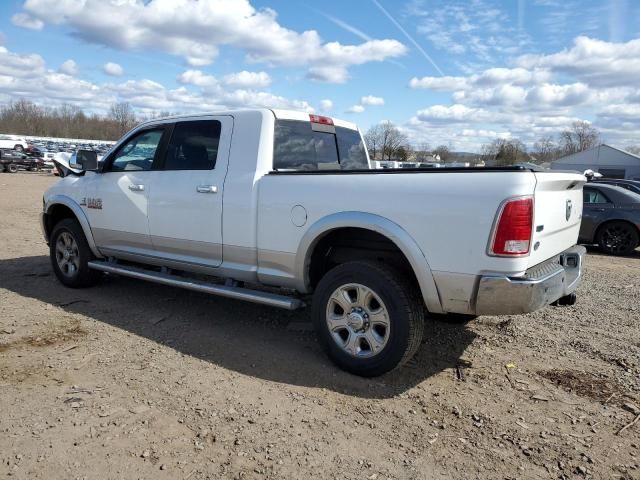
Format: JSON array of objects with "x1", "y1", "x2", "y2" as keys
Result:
[
  {"x1": 0, "y1": 100, "x2": 141, "y2": 141},
  {"x1": 2, "y1": 100, "x2": 639, "y2": 160},
  {"x1": 364, "y1": 119, "x2": 640, "y2": 166},
  {"x1": 363, "y1": 121, "x2": 451, "y2": 163}
]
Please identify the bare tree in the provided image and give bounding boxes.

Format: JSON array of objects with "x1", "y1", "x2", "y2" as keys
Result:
[
  {"x1": 0, "y1": 99, "x2": 138, "y2": 140},
  {"x1": 433, "y1": 145, "x2": 450, "y2": 164},
  {"x1": 413, "y1": 142, "x2": 432, "y2": 162},
  {"x1": 481, "y1": 138, "x2": 528, "y2": 166},
  {"x1": 559, "y1": 121, "x2": 599, "y2": 155},
  {"x1": 532, "y1": 136, "x2": 558, "y2": 164},
  {"x1": 363, "y1": 124, "x2": 383, "y2": 160},
  {"x1": 109, "y1": 102, "x2": 136, "y2": 137},
  {"x1": 365, "y1": 121, "x2": 408, "y2": 161},
  {"x1": 396, "y1": 143, "x2": 414, "y2": 162}
]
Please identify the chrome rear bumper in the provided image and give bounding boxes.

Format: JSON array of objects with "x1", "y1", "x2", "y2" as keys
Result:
[{"x1": 475, "y1": 245, "x2": 586, "y2": 315}]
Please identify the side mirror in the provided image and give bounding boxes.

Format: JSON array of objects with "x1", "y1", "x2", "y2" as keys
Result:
[{"x1": 70, "y1": 150, "x2": 99, "y2": 171}]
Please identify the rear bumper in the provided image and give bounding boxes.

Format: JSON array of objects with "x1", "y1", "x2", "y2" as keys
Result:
[{"x1": 475, "y1": 245, "x2": 586, "y2": 316}]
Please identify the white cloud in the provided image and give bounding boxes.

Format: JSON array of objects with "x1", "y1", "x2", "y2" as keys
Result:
[
  {"x1": 177, "y1": 69, "x2": 313, "y2": 112},
  {"x1": 361, "y1": 95, "x2": 384, "y2": 106},
  {"x1": 178, "y1": 70, "x2": 218, "y2": 88},
  {"x1": 516, "y1": 36, "x2": 640, "y2": 87},
  {"x1": 59, "y1": 59, "x2": 77, "y2": 76},
  {"x1": 222, "y1": 71, "x2": 270, "y2": 88},
  {"x1": 416, "y1": 104, "x2": 489, "y2": 123},
  {"x1": 346, "y1": 105, "x2": 365, "y2": 113},
  {"x1": 0, "y1": 45, "x2": 314, "y2": 117},
  {"x1": 319, "y1": 99, "x2": 333, "y2": 111},
  {"x1": 410, "y1": 68, "x2": 549, "y2": 91},
  {"x1": 11, "y1": 12, "x2": 43, "y2": 30},
  {"x1": 103, "y1": 62, "x2": 124, "y2": 77},
  {"x1": 0, "y1": 47, "x2": 46, "y2": 79},
  {"x1": 412, "y1": 0, "x2": 530, "y2": 69},
  {"x1": 410, "y1": 75, "x2": 468, "y2": 90},
  {"x1": 17, "y1": 0, "x2": 406, "y2": 83}
]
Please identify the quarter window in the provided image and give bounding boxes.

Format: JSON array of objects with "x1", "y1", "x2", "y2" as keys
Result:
[
  {"x1": 110, "y1": 129, "x2": 164, "y2": 172},
  {"x1": 583, "y1": 189, "x2": 609, "y2": 204},
  {"x1": 164, "y1": 120, "x2": 221, "y2": 170}
]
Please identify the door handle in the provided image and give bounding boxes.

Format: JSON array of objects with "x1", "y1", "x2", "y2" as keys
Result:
[
  {"x1": 196, "y1": 185, "x2": 218, "y2": 194},
  {"x1": 128, "y1": 184, "x2": 145, "y2": 192}
]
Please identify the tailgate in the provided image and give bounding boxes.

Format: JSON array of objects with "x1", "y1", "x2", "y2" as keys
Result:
[{"x1": 528, "y1": 171, "x2": 585, "y2": 267}]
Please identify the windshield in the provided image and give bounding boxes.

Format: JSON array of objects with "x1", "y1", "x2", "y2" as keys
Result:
[{"x1": 273, "y1": 120, "x2": 369, "y2": 171}]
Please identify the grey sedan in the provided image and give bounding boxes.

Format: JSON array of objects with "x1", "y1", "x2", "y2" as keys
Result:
[{"x1": 579, "y1": 183, "x2": 640, "y2": 255}]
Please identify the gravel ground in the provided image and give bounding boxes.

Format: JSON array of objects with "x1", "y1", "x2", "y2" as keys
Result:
[{"x1": 1, "y1": 172, "x2": 639, "y2": 480}]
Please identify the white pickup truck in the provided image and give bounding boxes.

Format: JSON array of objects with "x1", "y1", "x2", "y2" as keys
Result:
[{"x1": 43, "y1": 109, "x2": 586, "y2": 376}]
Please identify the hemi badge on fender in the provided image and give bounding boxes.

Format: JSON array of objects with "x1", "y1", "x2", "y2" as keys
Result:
[{"x1": 86, "y1": 198, "x2": 103, "y2": 209}]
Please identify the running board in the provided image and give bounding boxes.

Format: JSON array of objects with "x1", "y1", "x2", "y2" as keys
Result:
[{"x1": 87, "y1": 260, "x2": 305, "y2": 310}]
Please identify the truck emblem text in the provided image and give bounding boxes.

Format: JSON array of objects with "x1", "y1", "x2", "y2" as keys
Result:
[{"x1": 83, "y1": 197, "x2": 103, "y2": 210}]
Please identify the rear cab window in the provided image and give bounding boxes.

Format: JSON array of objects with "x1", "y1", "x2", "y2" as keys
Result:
[{"x1": 273, "y1": 118, "x2": 369, "y2": 171}]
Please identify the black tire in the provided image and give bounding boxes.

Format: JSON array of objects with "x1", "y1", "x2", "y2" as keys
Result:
[
  {"x1": 50, "y1": 218, "x2": 101, "y2": 288},
  {"x1": 7, "y1": 163, "x2": 18, "y2": 173},
  {"x1": 596, "y1": 221, "x2": 639, "y2": 256},
  {"x1": 14, "y1": 145, "x2": 23, "y2": 152},
  {"x1": 312, "y1": 261, "x2": 424, "y2": 377}
]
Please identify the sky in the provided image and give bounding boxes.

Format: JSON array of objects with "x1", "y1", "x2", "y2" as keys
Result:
[{"x1": 0, "y1": 0, "x2": 639, "y2": 151}]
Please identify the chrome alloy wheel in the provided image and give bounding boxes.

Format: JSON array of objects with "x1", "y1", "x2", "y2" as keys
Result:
[
  {"x1": 326, "y1": 283, "x2": 390, "y2": 358},
  {"x1": 55, "y1": 231, "x2": 80, "y2": 278}
]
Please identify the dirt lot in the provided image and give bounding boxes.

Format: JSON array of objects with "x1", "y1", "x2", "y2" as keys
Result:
[{"x1": 1, "y1": 172, "x2": 639, "y2": 480}]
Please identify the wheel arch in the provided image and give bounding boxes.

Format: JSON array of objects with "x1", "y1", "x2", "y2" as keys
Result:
[
  {"x1": 294, "y1": 212, "x2": 443, "y2": 314},
  {"x1": 595, "y1": 218, "x2": 640, "y2": 241},
  {"x1": 44, "y1": 195, "x2": 102, "y2": 258}
]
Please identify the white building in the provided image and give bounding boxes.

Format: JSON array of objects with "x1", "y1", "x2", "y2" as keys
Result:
[{"x1": 551, "y1": 144, "x2": 640, "y2": 180}]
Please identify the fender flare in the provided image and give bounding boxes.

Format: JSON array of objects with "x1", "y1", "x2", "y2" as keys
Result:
[
  {"x1": 44, "y1": 194, "x2": 103, "y2": 258},
  {"x1": 293, "y1": 211, "x2": 443, "y2": 314}
]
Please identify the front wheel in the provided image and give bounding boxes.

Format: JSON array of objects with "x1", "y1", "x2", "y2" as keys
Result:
[
  {"x1": 14, "y1": 145, "x2": 23, "y2": 152},
  {"x1": 312, "y1": 261, "x2": 424, "y2": 377},
  {"x1": 6, "y1": 163, "x2": 18, "y2": 173},
  {"x1": 50, "y1": 219, "x2": 101, "y2": 288},
  {"x1": 596, "y1": 221, "x2": 639, "y2": 256}
]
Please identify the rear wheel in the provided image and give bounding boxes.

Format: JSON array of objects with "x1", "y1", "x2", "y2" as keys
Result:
[
  {"x1": 50, "y1": 219, "x2": 101, "y2": 288},
  {"x1": 7, "y1": 163, "x2": 18, "y2": 173},
  {"x1": 14, "y1": 145, "x2": 23, "y2": 152},
  {"x1": 596, "y1": 221, "x2": 639, "y2": 256},
  {"x1": 312, "y1": 261, "x2": 424, "y2": 377}
]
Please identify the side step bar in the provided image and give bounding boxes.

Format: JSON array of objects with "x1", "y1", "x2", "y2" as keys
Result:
[{"x1": 88, "y1": 260, "x2": 305, "y2": 310}]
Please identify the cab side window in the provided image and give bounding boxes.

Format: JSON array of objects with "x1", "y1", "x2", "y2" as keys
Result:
[
  {"x1": 163, "y1": 120, "x2": 221, "y2": 171},
  {"x1": 110, "y1": 129, "x2": 164, "y2": 172},
  {"x1": 583, "y1": 189, "x2": 609, "y2": 204}
]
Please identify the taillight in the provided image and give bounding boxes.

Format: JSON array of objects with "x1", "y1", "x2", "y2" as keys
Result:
[
  {"x1": 489, "y1": 196, "x2": 533, "y2": 256},
  {"x1": 309, "y1": 114, "x2": 333, "y2": 125}
]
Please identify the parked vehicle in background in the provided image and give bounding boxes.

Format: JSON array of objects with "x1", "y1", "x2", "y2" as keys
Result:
[
  {"x1": 0, "y1": 150, "x2": 44, "y2": 172},
  {"x1": 26, "y1": 145, "x2": 45, "y2": 158},
  {"x1": 42, "y1": 109, "x2": 587, "y2": 376},
  {"x1": 579, "y1": 183, "x2": 640, "y2": 255},
  {"x1": 0, "y1": 135, "x2": 29, "y2": 151},
  {"x1": 590, "y1": 178, "x2": 640, "y2": 195}
]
